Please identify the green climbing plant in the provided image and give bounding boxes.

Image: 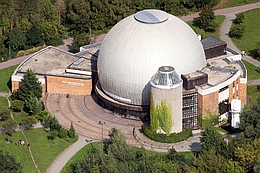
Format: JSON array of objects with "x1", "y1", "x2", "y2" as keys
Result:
[{"x1": 150, "y1": 97, "x2": 173, "y2": 135}]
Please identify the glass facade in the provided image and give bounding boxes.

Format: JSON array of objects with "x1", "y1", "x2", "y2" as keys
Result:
[{"x1": 182, "y1": 92, "x2": 198, "y2": 129}]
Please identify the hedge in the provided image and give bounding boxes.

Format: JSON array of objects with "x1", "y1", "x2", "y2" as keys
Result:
[{"x1": 142, "y1": 125, "x2": 192, "y2": 143}]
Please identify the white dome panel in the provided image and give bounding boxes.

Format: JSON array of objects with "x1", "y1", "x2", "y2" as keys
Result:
[{"x1": 98, "y1": 9, "x2": 206, "y2": 106}]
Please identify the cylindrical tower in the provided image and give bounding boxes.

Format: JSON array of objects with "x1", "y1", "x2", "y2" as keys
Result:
[{"x1": 150, "y1": 66, "x2": 183, "y2": 134}]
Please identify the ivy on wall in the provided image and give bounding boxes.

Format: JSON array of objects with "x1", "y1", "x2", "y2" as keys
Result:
[{"x1": 150, "y1": 96, "x2": 173, "y2": 135}]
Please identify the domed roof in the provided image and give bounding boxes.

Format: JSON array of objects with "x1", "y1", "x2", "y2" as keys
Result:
[{"x1": 97, "y1": 9, "x2": 206, "y2": 106}]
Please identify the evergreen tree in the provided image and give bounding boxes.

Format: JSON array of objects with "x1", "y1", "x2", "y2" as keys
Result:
[
  {"x1": 50, "y1": 116, "x2": 62, "y2": 131},
  {"x1": 26, "y1": 25, "x2": 44, "y2": 46},
  {"x1": 197, "y1": 5, "x2": 216, "y2": 32},
  {"x1": 17, "y1": 69, "x2": 42, "y2": 101},
  {"x1": 0, "y1": 150, "x2": 22, "y2": 173},
  {"x1": 68, "y1": 122, "x2": 76, "y2": 138}
]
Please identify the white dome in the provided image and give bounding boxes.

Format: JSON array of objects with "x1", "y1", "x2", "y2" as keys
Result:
[{"x1": 98, "y1": 9, "x2": 206, "y2": 106}]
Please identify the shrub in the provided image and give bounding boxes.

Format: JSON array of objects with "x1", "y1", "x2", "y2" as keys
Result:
[
  {"x1": 229, "y1": 24, "x2": 245, "y2": 38},
  {"x1": 234, "y1": 13, "x2": 245, "y2": 24},
  {"x1": 36, "y1": 111, "x2": 49, "y2": 122},
  {"x1": 45, "y1": 37, "x2": 63, "y2": 46},
  {"x1": 142, "y1": 125, "x2": 192, "y2": 143},
  {"x1": 11, "y1": 100, "x2": 24, "y2": 112},
  {"x1": 58, "y1": 128, "x2": 68, "y2": 138},
  {"x1": 0, "y1": 109, "x2": 11, "y2": 121}
]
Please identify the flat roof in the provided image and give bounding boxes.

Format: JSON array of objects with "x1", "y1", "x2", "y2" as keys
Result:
[{"x1": 15, "y1": 46, "x2": 92, "y2": 79}]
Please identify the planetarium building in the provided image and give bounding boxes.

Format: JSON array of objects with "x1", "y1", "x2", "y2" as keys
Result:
[{"x1": 11, "y1": 9, "x2": 247, "y2": 132}]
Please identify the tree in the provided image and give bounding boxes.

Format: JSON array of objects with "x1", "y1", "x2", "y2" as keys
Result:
[
  {"x1": 200, "y1": 125, "x2": 226, "y2": 153},
  {"x1": 193, "y1": 150, "x2": 227, "y2": 173},
  {"x1": 235, "y1": 138, "x2": 260, "y2": 172},
  {"x1": 229, "y1": 24, "x2": 245, "y2": 38},
  {"x1": 225, "y1": 160, "x2": 245, "y2": 173},
  {"x1": 21, "y1": 116, "x2": 36, "y2": 130},
  {"x1": 17, "y1": 69, "x2": 42, "y2": 101},
  {"x1": 26, "y1": 25, "x2": 44, "y2": 47},
  {"x1": 24, "y1": 96, "x2": 42, "y2": 115},
  {"x1": 72, "y1": 32, "x2": 90, "y2": 51},
  {"x1": 58, "y1": 128, "x2": 67, "y2": 138},
  {"x1": 7, "y1": 28, "x2": 26, "y2": 50},
  {"x1": 68, "y1": 122, "x2": 76, "y2": 138},
  {"x1": 55, "y1": 0, "x2": 67, "y2": 25},
  {"x1": 50, "y1": 116, "x2": 62, "y2": 131},
  {"x1": 2, "y1": 120, "x2": 18, "y2": 134},
  {"x1": 197, "y1": 5, "x2": 216, "y2": 32},
  {"x1": 240, "y1": 97, "x2": 260, "y2": 139},
  {"x1": 0, "y1": 150, "x2": 22, "y2": 173},
  {"x1": 11, "y1": 100, "x2": 24, "y2": 112},
  {"x1": 0, "y1": 109, "x2": 11, "y2": 121},
  {"x1": 48, "y1": 130, "x2": 58, "y2": 142}
]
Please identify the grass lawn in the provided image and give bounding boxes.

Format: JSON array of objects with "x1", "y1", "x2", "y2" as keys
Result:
[
  {"x1": 0, "y1": 96, "x2": 8, "y2": 110},
  {"x1": 242, "y1": 60, "x2": 260, "y2": 80},
  {"x1": 0, "y1": 65, "x2": 18, "y2": 92},
  {"x1": 23, "y1": 128, "x2": 78, "y2": 172},
  {"x1": 247, "y1": 85, "x2": 260, "y2": 105},
  {"x1": 0, "y1": 131, "x2": 38, "y2": 173},
  {"x1": 227, "y1": 0, "x2": 260, "y2": 7},
  {"x1": 231, "y1": 9, "x2": 260, "y2": 58},
  {"x1": 187, "y1": 15, "x2": 225, "y2": 39},
  {"x1": 13, "y1": 111, "x2": 28, "y2": 125}
]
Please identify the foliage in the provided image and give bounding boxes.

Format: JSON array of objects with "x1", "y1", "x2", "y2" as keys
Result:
[
  {"x1": 70, "y1": 128, "x2": 189, "y2": 173},
  {"x1": 255, "y1": 42, "x2": 260, "y2": 59},
  {"x1": 225, "y1": 160, "x2": 245, "y2": 173},
  {"x1": 150, "y1": 98, "x2": 174, "y2": 135},
  {"x1": 72, "y1": 32, "x2": 90, "y2": 51},
  {"x1": 254, "y1": 160, "x2": 260, "y2": 173},
  {"x1": 7, "y1": 28, "x2": 26, "y2": 51},
  {"x1": 0, "y1": 150, "x2": 22, "y2": 173},
  {"x1": 58, "y1": 128, "x2": 68, "y2": 138},
  {"x1": 200, "y1": 126, "x2": 226, "y2": 153},
  {"x1": 229, "y1": 24, "x2": 245, "y2": 38},
  {"x1": 234, "y1": 13, "x2": 245, "y2": 24},
  {"x1": 24, "y1": 96, "x2": 42, "y2": 115},
  {"x1": 193, "y1": 150, "x2": 227, "y2": 173},
  {"x1": 21, "y1": 116, "x2": 36, "y2": 130},
  {"x1": 36, "y1": 111, "x2": 49, "y2": 122},
  {"x1": 2, "y1": 120, "x2": 18, "y2": 134},
  {"x1": 25, "y1": 25, "x2": 44, "y2": 47},
  {"x1": 197, "y1": 5, "x2": 216, "y2": 32},
  {"x1": 11, "y1": 100, "x2": 24, "y2": 112},
  {"x1": 68, "y1": 122, "x2": 76, "y2": 138},
  {"x1": 17, "y1": 69, "x2": 42, "y2": 101},
  {"x1": 0, "y1": 109, "x2": 11, "y2": 121},
  {"x1": 48, "y1": 130, "x2": 58, "y2": 141},
  {"x1": 200, "y1": 111, "x2": 219, "y2": 128},
  {"x1": 142, "y1": 125, "x2": 192, "y2": 143},
  {"x1": 239, "y1": 97, "x2": 260, "y2": 139},
  {"x1": 50, "y1": 116, "x2": 62, "y2": 131},
  {"x1": 45, "y1": 36, "x2": 64, "y2": 46},
  {"x1": 235, "y1": 138, "x2": 260, "y2": 172}
]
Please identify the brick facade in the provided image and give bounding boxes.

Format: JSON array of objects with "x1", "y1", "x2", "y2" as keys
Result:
[
  {"x1": 198, "y1": 91, "x2": 219, "y2": 117},
  {"x1": 239, "y1": 83, "x2": 247, "y2": 106},
  {"x1": 46, "y1": 75, "x2": 92, "y2": 96}
]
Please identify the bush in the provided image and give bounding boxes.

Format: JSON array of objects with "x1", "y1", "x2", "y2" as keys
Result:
[
  {"x1": 45, "y1": 37, "x2": 64, "y2": 46},
  {"x1": 36, "y1": 111, "x2": 49, "y2": 122},
  {"x1": 58, "y1": 128, "x2": 68, "y2": 138},
  {"x1": 234, "y1": 13, "x2": 245, "y2": 24},
  {"x1": 142, "y1": 125, "x2": 192, "y2": 143},
  {"x1": 229, "y1": 24, "x2": 245, "y2": 38}
]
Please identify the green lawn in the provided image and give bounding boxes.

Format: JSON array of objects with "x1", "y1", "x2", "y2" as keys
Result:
[
  {"x1": 247, "y1": 85, "x2": 260, "y2": 105},
  {"x1": 227, "y1": 0, "x2": 260, "y2": 7},
  {"x1": 0, "y1": 96, "x2": 8, "y2": 110},
  {"x1": 13, "y1": 111, "x2": 28, "y2": 125},
  {"x1": 187, "y1": 15, "x2": 225, "y2": 39},
  {"x1": 231, "y1": 9, "x2": 260, "y2": 58},
  {"x1": 0, "y1": 131, "x2": 38, "y2": 173},
  {"x1": 0, "y1": 65, "x2": 18, "y2": 92},
  {"x1": 242, "y1": 60, "x2": 260, "y2": 80},
  {"x1": 23, "y1": 129, "x2": 78, "y2": 172},
  {"x1": 0, "y1": 128, "x2": 77, "y2": 173}
]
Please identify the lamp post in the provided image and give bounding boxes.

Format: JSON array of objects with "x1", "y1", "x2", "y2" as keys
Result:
[{"x1": 99, "y1": 121, "x2": 106, "y2": 142}]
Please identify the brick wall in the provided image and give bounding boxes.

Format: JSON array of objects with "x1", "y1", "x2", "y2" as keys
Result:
[
  {"x1": 46, "y1": 75, "x2": 92, "y2": 95},
  {"x1": 12, "y1": 81, "x2": 46, "y2": 98},
  {"x1": 239, "y1": 83, "x2": 247, "y2": 106},
  {"x1": 198, "y1": 91, "x2": 219, "y2": 117}
]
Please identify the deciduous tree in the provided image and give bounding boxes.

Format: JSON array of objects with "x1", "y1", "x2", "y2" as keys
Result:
[
  {"x1": 197, "y1": 5, "x2": 216, "y2": 32},
  {"x1": 0, "y1": 150, "x2": 22, "y2": 173}
]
